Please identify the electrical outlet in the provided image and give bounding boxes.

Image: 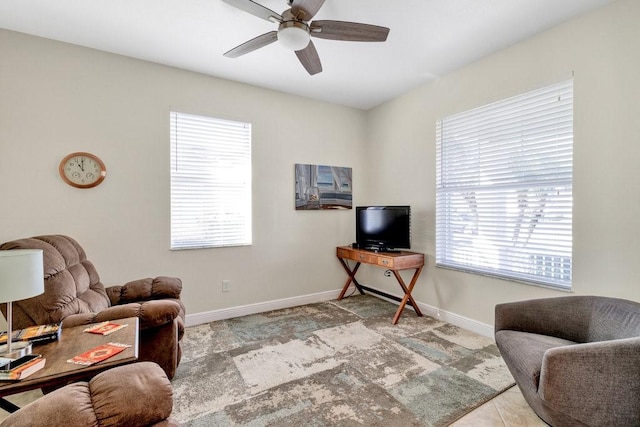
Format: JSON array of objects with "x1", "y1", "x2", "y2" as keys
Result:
[{"x1": 222, "y1": 280, "x2": 231, "y2": 292}]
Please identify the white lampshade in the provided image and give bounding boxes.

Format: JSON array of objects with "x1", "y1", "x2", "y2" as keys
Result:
[
  {"x1": 278, "y1": 21, "x2": 310, "y2": 51},
  {"x1": 0, "y1": 249, "x2": 44, "y2": 303}
]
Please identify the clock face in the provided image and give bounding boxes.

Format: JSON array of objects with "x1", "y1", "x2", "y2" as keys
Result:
[{"x1": 59, "y1": 152, "x2": 107, "y2": 188}]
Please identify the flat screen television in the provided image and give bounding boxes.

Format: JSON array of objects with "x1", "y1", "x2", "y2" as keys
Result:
[{"x1": 355, "y1": 206, "x2": 411, "y2": 252}]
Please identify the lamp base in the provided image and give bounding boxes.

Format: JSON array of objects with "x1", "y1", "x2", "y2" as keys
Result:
[{"x1": 0, "y1": 342, "x2": 32, "y2": 359}]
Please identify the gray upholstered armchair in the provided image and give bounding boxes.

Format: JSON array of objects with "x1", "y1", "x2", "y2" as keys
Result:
[
  {"x1": 495, "y1": 295, "x2": 640, "y2": 426},
  {"x1": 0, "y1": 235, "x2": 185, "y2": 379}
]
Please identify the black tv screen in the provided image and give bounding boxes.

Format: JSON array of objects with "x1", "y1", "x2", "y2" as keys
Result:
[{"x1": 356, "y1": 206, "x2": 411, "y2": 251}]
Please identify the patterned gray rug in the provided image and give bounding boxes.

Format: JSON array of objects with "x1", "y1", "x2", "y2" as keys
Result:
[{"x1": 172, "y1": 295, "x2": 514, "y2": 426}]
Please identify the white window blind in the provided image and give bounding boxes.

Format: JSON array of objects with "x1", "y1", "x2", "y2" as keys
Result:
[
  {"x1": 435, "y1": 80, "x2": 573, "y2": 289},
  {"x1": 170, "y1": 111, "x2": 252, "y2": 250}
]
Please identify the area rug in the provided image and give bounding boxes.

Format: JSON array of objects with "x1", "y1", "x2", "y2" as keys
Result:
[{"x1": 172, "y1": 295, "x2": 514, "y2": 426}]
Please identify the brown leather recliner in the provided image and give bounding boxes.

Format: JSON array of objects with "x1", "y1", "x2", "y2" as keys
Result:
[
  {"x1": 0, "y1": 362, "x2": 181, "y2": 426},
  {"x1": 0, "y1": 235, "x2": 185, "y2": 379}
]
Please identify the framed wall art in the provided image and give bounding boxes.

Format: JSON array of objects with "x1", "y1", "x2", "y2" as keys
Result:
[{"x1": 295, "y1": 164, "x2": 352, "y2": 210}]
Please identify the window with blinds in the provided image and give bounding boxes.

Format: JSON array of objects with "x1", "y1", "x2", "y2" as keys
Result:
[
  {"x1": 170, "y1": 111, "x2": 252, "y2": 250},
  {"x1": 435, "y1": 80, "x2": 573, "y2": 289}
]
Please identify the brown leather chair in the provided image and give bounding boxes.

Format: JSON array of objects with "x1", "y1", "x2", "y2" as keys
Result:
[
  {"x1": 0, "y1": 235, "x2": 185, "y2": 379},
  {"x1": 0, "y1": 362, "x2": 180, "y2": 426}
]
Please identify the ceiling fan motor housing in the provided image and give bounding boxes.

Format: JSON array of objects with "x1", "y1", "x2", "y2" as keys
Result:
[{"x1": 278, "y1": 20, "x2": 311, "y2": 51}]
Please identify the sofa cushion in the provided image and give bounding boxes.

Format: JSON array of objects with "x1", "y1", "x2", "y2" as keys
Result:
[{"x1": 496, "y1": 330, "x2": 576, "y2": 389}]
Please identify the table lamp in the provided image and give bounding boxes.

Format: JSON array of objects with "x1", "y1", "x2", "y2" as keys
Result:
[{"x1": 0, "y1": 249, "x2": 44, "y2": 358}]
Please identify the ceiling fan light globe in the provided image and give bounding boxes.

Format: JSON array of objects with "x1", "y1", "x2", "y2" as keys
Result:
[{"x1": 278, "y1": 22, "x2": 310, "y2": 51}]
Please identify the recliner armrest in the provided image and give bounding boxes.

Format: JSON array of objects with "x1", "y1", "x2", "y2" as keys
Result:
[
  {"x1": 0, "y1": 362, "x2": 178, "y2": 427},
  {"x1": 61, "y1": 300, "x2": 181, "y2": 330},
  {"x1": 106, "y1": 276, "x2": 182, "y2": 305},
  {"x1": 539, "y1": 337, "x2": 640, "y2": 426}
]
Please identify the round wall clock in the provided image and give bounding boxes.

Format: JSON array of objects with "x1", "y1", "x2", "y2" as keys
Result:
[{"x1": 59, "y1": 152, "x2": 107, "y2": 188}]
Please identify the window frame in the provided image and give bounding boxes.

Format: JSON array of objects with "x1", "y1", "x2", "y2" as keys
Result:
[
  {"x1": 435, "y1": 80, "x2": 574, "y2": 290},
  {"x1": 169, "y1": 111, "x2": 252, "y2": 250}
]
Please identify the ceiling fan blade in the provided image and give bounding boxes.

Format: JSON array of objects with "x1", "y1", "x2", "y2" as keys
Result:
[
  {"x1": 310, "y1": 21, "x2": 390, "y2": 42},
  {"x1": 290, "y1": 0, "x2": 326, "y2": 21},
  {"x1": 222, "y1": 0, "x2": 282, "y2": 23},
  {"x1": 295, "y1": 40, "x2": 322, "y2": 75},
  {"x1": 224, "y1": 31, "x2": 278, "y2": 58}
]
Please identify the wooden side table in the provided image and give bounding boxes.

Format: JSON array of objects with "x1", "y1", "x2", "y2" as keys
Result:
[
  {"x1": 336, "y1": 246, "x2": 425, "y2": 324},
  {"x1": 0, "y1": 317, "x2": 139, "y2": 412}
]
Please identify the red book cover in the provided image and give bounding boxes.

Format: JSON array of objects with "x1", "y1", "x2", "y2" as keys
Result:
[{"x1": 67, "y1": 342, "x2": 131, "y2": 366}]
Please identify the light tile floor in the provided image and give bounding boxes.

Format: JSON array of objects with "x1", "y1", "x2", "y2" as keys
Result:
[{"x1": 451, "y1": 385, "x2": 549, "y2": 426}]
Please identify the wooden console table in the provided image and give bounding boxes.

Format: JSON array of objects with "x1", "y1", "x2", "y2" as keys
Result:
[{"x1": 336, "y1": 246, "x2": 425, "y2": 324}]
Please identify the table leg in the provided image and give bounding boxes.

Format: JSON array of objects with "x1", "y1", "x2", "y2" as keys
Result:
[
  {"x1": 337, "y1": 259, "x2": 363, "y2": 299},
  {"x1": 391, "y1": 266, "x2": 424, "y2": 324},
  {"x1": 0, "y1": 397, "x2": 20, "y2": 413}
]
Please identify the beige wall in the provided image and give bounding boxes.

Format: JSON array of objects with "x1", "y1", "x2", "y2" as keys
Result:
[
  {"x1": 365, "y1": 0, "x2": 640, "y2": 324},
  {"x1": 0, "y1": 29, "x2": 366, "y2": 317},
  {"x1": 1, "y1": 0, "x2": 638, "y2": 330}
]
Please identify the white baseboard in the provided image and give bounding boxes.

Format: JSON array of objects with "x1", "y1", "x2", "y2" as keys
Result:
[
  {"x1": 185, "y1": 286, "x2": 495, "y2": 339},
  {"x1": 354, "y1": 286, "x2": 495, "y2": 338},
  {"x1": 184, "y1": 289, "x2": 345, "y2": 327},
  {"x1": 417, "y1": 303, "x2": 494, "y2": 338}
]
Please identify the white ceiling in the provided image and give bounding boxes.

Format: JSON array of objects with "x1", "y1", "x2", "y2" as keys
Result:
[{"x1": 0, "y1": 0, "x2": 615, "y2": 110}]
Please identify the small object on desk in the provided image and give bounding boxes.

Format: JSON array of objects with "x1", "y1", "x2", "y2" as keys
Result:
[
  {"x1": 83, "y1": 321, "x2": 128, "y2": 336},
  {"x1": 67, "y1": 342, "x2": 131, "y2": 366},
  {"x1": 0, "y1": 355, "x2": 45, "y2": 381},
  {"x1": 0, "y1": 323, "x2": 61, "y2": 346}
]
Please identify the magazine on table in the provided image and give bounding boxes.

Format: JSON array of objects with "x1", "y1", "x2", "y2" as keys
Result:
[{"x1": 0, "y1": 323, "x2": 61, "y2": 345}]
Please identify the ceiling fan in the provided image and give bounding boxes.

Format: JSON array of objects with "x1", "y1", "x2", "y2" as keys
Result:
[{"x1": 222, "y1": 0, "x2": 390, "y2": 75}]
